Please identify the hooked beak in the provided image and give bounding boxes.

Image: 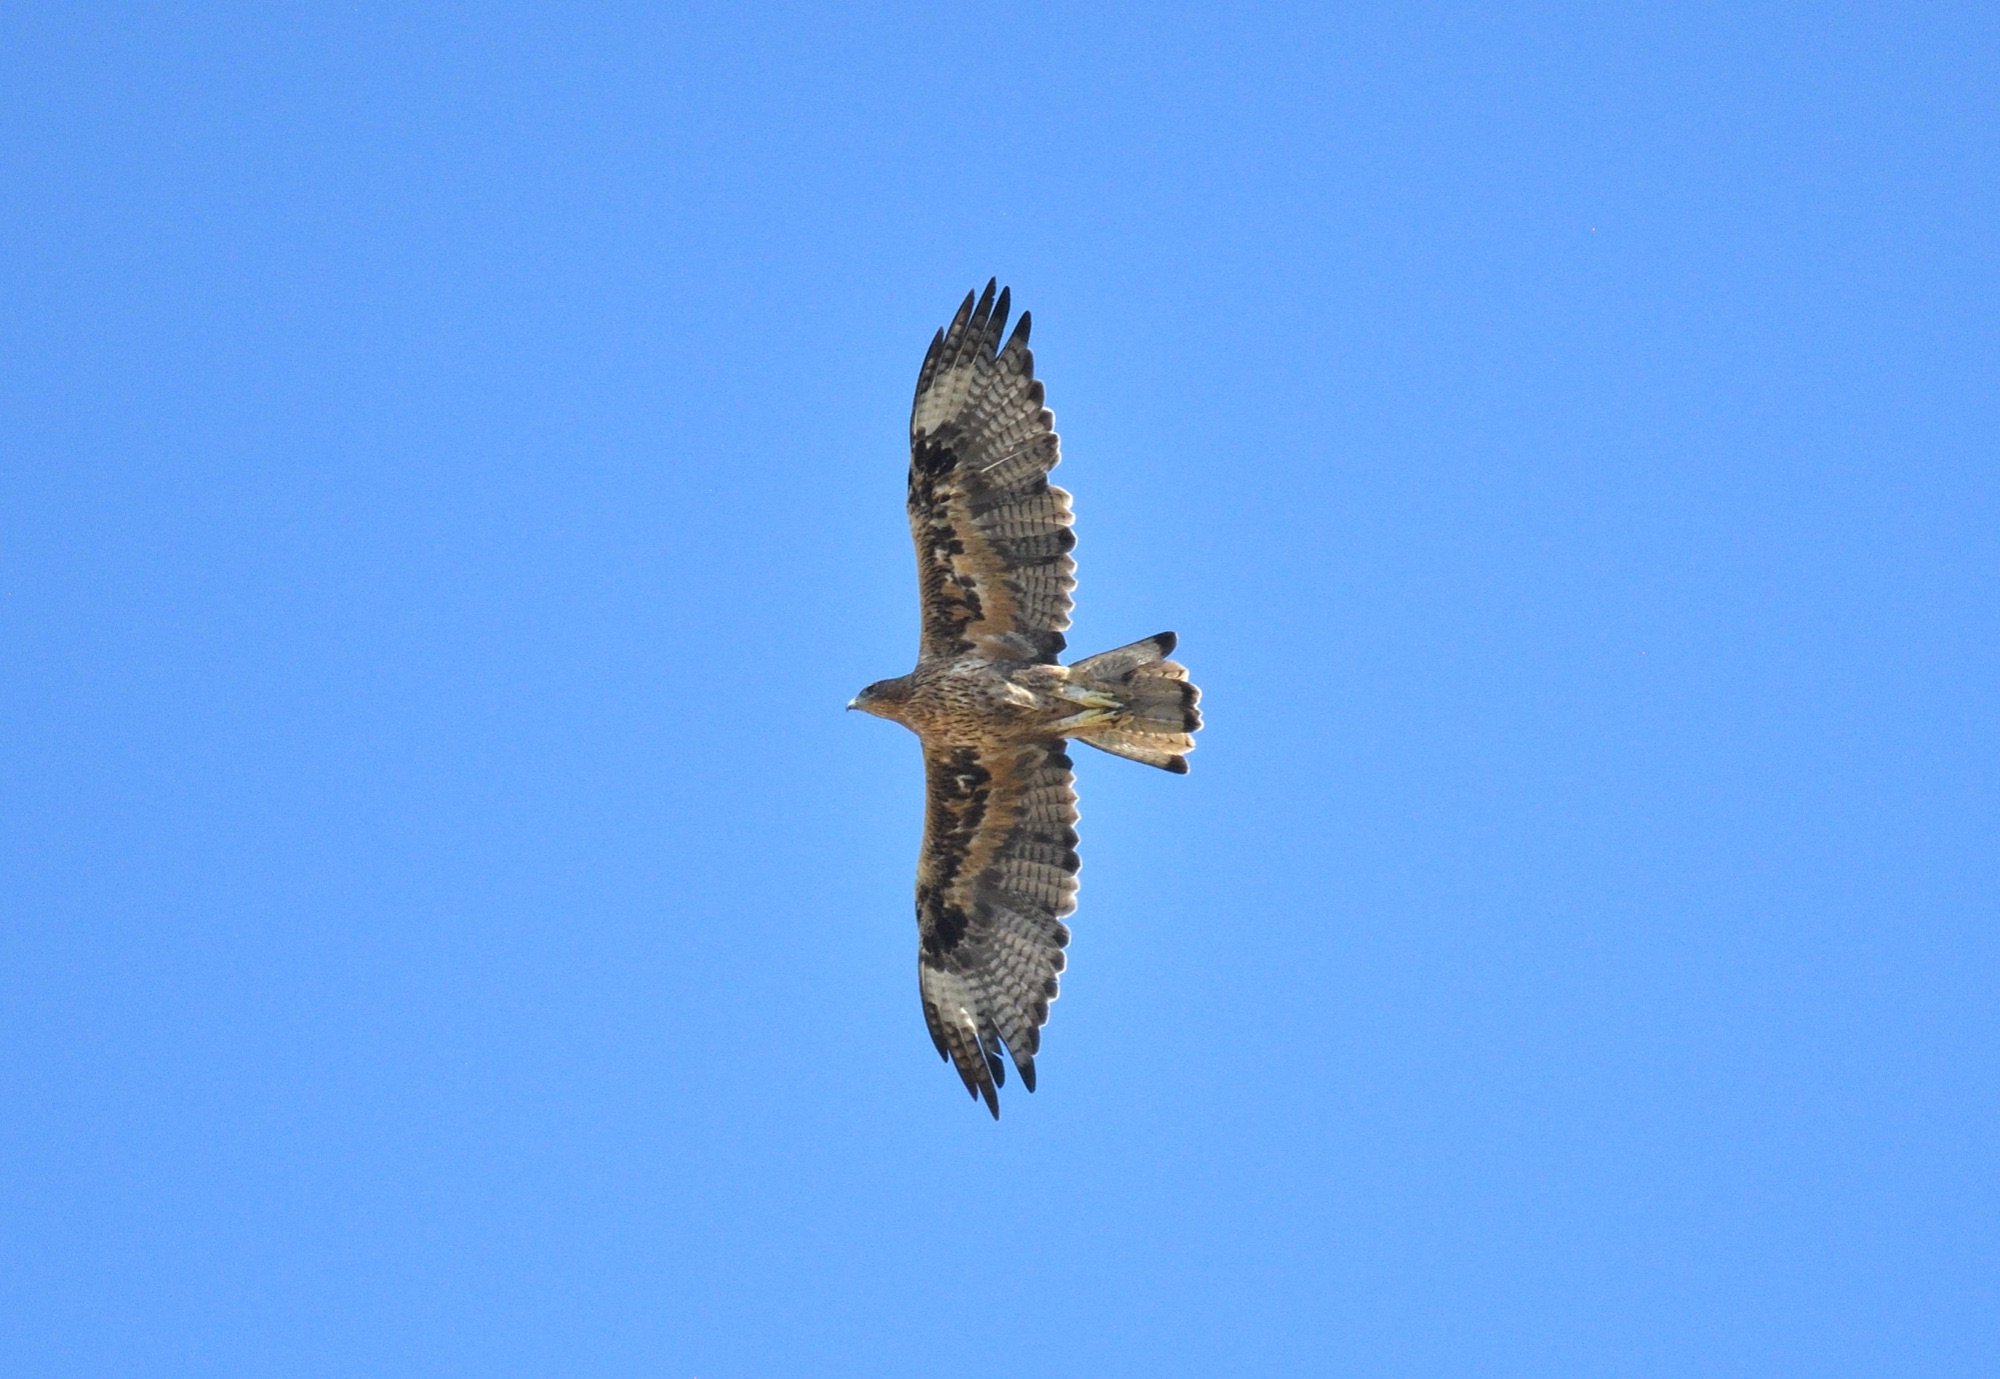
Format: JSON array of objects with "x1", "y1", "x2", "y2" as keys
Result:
[{"x1": 845, "y1": 698, "x2": 860, "y2": 711}]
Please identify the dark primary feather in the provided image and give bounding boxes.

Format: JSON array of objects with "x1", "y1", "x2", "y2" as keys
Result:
[
  {"x1": 916, "y1": 739, "x2": 1078, "y2": 1118},
  {"x1": 907, "y1": 278, "x2": 1076, "y2": 664}
]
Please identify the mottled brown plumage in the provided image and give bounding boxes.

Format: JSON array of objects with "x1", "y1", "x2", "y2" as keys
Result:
[{"x1": 850, "y1": 281, "x2": 1203, "y2": 1118}]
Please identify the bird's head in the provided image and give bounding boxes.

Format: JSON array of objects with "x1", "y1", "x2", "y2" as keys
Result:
[{"x1": 847, "y1": 675, "x2": 913, "y2": 723}]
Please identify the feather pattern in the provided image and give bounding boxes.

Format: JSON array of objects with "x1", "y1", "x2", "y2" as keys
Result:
[
  {"x1": 916, "y1": 740, "x2": 1078, "y2": 1116},
  {"x1": 908, "y1": 279, "x2": 1076, "y2": 664}
]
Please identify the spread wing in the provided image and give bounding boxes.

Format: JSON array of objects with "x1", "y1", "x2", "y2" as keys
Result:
[
  {"x1": 916, "y1": 739, "x2": 1079, "y2": 1117},
  {"x1": 908, "y1": 280, "x2": 1076, "y2": 664}
]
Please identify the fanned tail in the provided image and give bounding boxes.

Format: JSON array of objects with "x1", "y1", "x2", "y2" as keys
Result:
[{"x1": 1067, "y1": 632, "x2": 1203, "y2": 773}]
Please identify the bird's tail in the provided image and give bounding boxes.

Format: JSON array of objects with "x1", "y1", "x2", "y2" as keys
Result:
[{"x1": 1066, "y1": 632, "x2": 1203, "y2": 773}]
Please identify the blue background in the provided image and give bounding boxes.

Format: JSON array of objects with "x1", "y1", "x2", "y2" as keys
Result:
[{"x1": 5, "y1": 4, "x2": 1995, "y2": 1375}]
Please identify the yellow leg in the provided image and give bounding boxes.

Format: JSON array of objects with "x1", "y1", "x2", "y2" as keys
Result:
[
  {"x1": 1057, "y1": 683, "x2": 1122, "y2": 710},
  {"x1": 1053, "y1": 707, "x2": 1120, "y2": 733}
]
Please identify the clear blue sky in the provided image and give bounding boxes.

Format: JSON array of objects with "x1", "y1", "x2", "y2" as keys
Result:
[{"x1": 4, "y1": 4, "x2": 1995, "y2": 1375}]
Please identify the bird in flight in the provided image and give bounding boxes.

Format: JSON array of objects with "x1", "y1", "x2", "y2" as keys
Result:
[{"x1": 849, "y1": 281, "x2": 1203, "y2": 1117}]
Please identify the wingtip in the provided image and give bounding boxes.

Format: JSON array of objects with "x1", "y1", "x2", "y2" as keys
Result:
[{"x1": 946, "y1": 288, "x2": 976, "y2": 338}]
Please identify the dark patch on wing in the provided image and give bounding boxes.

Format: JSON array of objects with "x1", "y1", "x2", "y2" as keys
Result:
[
  {"x1": 915, "y1": 745, "x2": 989, "y2": 957},
  {"x1": 915, "y1": 740, "x2": 1080, "y2": 1117},
  {"x1": 907, "y1": 281, "x2": 1076, "y2": 664}
]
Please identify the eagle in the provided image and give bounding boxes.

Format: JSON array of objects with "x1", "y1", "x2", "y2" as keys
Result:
[{"x1": 849, "y1": 281, "x2": 1203, "y2": 1117}]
